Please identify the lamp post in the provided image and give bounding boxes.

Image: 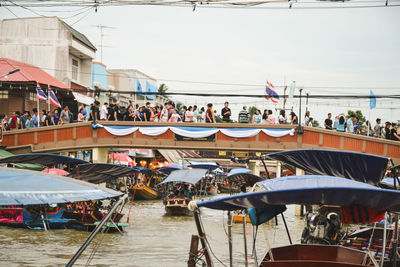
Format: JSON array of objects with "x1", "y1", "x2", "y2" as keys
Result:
[
  {"x1": 298, "y1": 88, "x2": 304, "y2": 134},
  {"x1": 0, "y1": 68, "x2": 20, "y2": 79}
]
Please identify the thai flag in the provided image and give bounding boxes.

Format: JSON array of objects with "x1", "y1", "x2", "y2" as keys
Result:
[
  {"x1": 37, "y1": 88, "x2": 47, "y2": 101},
  {"x1": 265, "y1": 81, "x2": 279, "y2": 103},
  {"x1": 48, "y1": 88, "x2": 61, "y2": 108}
]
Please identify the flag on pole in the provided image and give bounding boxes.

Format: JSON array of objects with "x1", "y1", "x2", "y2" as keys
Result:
[
  {"x1": 370, "y1": 90, "x2": 376, "y2": 109},
  {"x1": 48, "y1": 88, "x2": 61, "y2": 108},
  {"x1": 265, "y1": 81, "x2": 279, "y2": 103},
  {"x1": 37, "y1": 88, "x2": 47, "y2": 101}
]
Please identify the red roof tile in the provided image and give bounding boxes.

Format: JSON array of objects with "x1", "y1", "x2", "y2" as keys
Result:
[{"x1": 0, "y1": 57, "x2": 68, "y2": 89}]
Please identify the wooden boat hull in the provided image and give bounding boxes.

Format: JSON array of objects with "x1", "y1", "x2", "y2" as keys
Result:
[
  {"x1": 132, "y1": 185, "x2": 159, "y2": 200},
  {"x1": 206, "y1": 184, "x2": 218, "y2": 196},
  {"x1": 260, "y1": 244, "x2": 375, "y2": 267},
  {"x1": 232, "y1": 215, "x2": 251, "y2": 224},
  {"x1": 164, "y1": 198, "x2": 192, "y2": 216},
  {"x1": 218, "y1": 184, "x2": 240, "y2": 194}
]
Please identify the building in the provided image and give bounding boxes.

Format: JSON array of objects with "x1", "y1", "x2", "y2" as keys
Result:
[
  {"x1": 92, "y1": 61, "x2": 109, "y2": 104},
  {"x1": 0, "y1": 57, "x2": 71, "y2": 117},
  {"x1": 107, "y1": 69, "x2": 166, "y2": 107},
  {"x1": 0, "y1": 17, "x2": 96, "y2": 91}
]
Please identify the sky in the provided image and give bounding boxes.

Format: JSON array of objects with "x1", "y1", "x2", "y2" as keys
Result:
[{"x1": 1, "y1": 2, "x2": 399, "y2": 124}]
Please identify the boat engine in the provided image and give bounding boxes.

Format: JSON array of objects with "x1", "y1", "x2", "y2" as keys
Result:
[{"x1": 301, "y1": 211, "x2": 344, "y2": 245}]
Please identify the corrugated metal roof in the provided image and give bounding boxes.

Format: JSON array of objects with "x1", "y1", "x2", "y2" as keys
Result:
[
  {"x1": 61, "y1": 21, "x2": 96, "y2": 51},
  {"x1": 0, "y1": 58, "x2": 68, "y2": 89}
]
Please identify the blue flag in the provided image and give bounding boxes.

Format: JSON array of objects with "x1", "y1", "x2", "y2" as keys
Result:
[
  {"x1": 136, "y1": 79, "x2": 143, "y2": 96},
  {"x1": 370, "y1": 90, "x2": 376, "y2": 109}
]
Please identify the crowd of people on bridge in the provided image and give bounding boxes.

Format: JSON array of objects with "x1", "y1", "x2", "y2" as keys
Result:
[{"x1": 1, "y1": 100, "x2": 399, "y2": 141}]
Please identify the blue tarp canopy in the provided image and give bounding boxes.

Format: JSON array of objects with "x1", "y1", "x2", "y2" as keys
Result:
[
  {"x1": 132, "y1": 167, "x2": 160, "y2": 176},
  {"x1": 226, "y1": 172, "x2": 263, "y2": 187},
  {"x1": 158, "y1": 163, "x2": 188, "y2": 174},
  {"x1": 159, "y1": 169, "x2": 208, "y2": 185},
  {"x1": 268, "y1": 149, "x2": 389, "y2": 185},
  {"x1": 0, "y1": 153, "x2": 88, "y2": 166},
  {"x1": 0, "y1": 167, "x2": 122, "y2": 206},
  {"x1": 72, "y1": 163, "x2": 139, "y2": 184},
  {"x1": 196, "y1": 175, "x2": 400, "y2": 211},
  {"x1": 228, "y1": 168, "x2": 251, "y2": 176}
]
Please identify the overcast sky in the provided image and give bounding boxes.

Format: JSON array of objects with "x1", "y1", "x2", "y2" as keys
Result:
[{"x1": 1, "y1": 3, "x2": 399, "y2": 123}]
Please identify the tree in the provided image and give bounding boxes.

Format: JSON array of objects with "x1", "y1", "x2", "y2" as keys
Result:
[
  {"x1": 175, "y1": 101, "x2": 183, "y2": 112},
  {"x1": 248, "y1": 106, "x2": 257, "y2": 120},
  {"x1": 347, "y1": 110, "x2": 366, "y2": 126},
  {"x1": 158, "y1": 83, "x2": 169, "y2": 99}
]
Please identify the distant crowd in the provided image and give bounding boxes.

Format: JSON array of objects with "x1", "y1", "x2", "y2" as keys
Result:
[{"x1": 0, "y1": 100, "x2": 399, "y2": 141}]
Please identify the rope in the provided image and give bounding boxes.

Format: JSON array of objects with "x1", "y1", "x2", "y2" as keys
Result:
[
  {"x1": 126, "y1": 179, "x2": 138, "y2": 223},
  {"x1": 84, "y1": 222, "x2": 110, "y2": 267},
  {"x1": 198, "y1": 211, "x2": 228, "y2": 267}
]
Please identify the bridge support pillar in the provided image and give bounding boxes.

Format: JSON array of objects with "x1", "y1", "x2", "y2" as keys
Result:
[
  {"x1": 249, "y1": 160, "x2": 260, "y2": 176},
  {"x1": 92, "y1": 147, "x2": 108, "y2": 163},
  {"x1": 276, "y1": 162, "x2": 281, "y2": 178},
  {"x1": 295, "y1": 168, "x2": 305, "y2": 216}
]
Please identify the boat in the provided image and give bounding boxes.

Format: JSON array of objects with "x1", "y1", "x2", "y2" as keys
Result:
[
  {"x1": 218, "y1": 183, "x2": 241, "y2": 194},
  {"x1": 0, "y1": 167, "x2": 124, "y2": 233},
  {"x1": 130, "y1": 184, "x2": 159, "y2": 200},
  {"x1": 0, "y1": 207, "x2": 73, "y2": 230},
  {"x1": 260, "y1": 244, "x2": 376, "y2": 267},
  {"x1": 232, "y1": 211, "x2": 251, "y2": 223},
  {"x1": 164, "y1": 198, "x2": 192, "y2": 216},
  {"x1": 158, "y1": 168, "x2": 209, "y2": 216},
  {"x1": 188, "y1": 173, "x2": 400, "y2": 266}
]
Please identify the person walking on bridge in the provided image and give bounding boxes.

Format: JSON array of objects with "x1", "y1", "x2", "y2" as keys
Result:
[{"x1": 238, "y1": 106, "x2": 249, "y2": 123}]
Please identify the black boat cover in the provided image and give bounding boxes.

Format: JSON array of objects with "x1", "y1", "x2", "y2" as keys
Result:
[{"x1": 268, "y1": 149, "x2": 389, "y2": 185}]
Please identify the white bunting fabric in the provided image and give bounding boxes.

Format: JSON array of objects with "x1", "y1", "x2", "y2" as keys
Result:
[
  {"x1": 219, "y1": 129, "x2": 261, "y2": 138},
  {"x1": 94, "y1": 125, "x2": 295, "y2": 139},
  {"x1": 95, "y1": 125, "x2": 138, "y2": 136},
  {"x1": 261, "y1": 128, "x2": 295, "y2": 137},
  {"x1": 139, "y1": 127, "x2": 169, "y2": 136},
  {"x1": 170, "y1": 127, "x2": 219, "y2": 138}
]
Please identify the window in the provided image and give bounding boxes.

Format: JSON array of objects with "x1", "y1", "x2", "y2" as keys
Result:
[
  {"x1": 72, "y1": 58, "x2": 79, "y2": 81},
  {"x1": 0, "y1": 91, "x2": 8, "y2": 99}
]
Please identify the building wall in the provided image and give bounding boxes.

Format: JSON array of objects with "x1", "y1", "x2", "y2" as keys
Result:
[{"x1": 0, "y1": 17, "x2": 95, "y2": 88}]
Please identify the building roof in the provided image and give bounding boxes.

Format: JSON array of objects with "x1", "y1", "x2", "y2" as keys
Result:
[
  {"x1": 61, "y1": 20, "x2": 97, "y2": 51},
  {"x1": 0, "y1": 57, "x2": 68, "y2": 89}
]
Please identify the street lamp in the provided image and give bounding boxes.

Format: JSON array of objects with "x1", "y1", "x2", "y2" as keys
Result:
[
  {"x1": 298, "y1": 88, "x2": 304, "y2": 134},
  {"x1": 0, "y1": 68, "x2": 20, "y2": 79}
]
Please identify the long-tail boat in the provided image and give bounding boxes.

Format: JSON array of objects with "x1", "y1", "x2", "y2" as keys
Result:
[
  {"x1": 159, "y1": 168, "x2": 209, "y2": 216},
  {"x1": 187, "y1": 154, "x2": 399, "y2": 267}
]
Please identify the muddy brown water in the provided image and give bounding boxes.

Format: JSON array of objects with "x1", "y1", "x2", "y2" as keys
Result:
[{"x1": 0, "y1": 201, "x2": 304, "y2": 267}]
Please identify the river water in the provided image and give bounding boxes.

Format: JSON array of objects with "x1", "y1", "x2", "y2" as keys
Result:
[{"x1": 0, "y1": 201, "x2": 304, "y2": 267}]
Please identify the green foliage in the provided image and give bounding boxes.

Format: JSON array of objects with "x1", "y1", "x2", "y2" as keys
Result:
[
  {"x1": 347, "y1": 110, "x2": 366, "y2": 126},
  {"x1": 312, "y1": 120, "x2": 320, "y2": 127},
  {"x1": 158, "y1": 84, "x2": 169, "y2": 99},
  {"x1": 248, "y1": 106, "x2": 257, "y2": 120},
  {"x1": 175, "y1": 101, "x2": 183, "y2": 112}
]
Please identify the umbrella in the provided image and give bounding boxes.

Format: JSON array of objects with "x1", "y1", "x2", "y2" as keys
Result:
[
  {"x1": 109, "y1": 153, "x2": 135, "y2": 166},
  {"x1": 42, "y1": 168, "x2": 69, "y2": 176}
]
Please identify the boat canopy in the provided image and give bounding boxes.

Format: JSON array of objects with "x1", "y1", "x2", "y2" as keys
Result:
[
  {"x1": 228, "y1": 168, "x2": 251, "y2": 176},
  {"x1": 0, "y1": 167, "x2": 122, "y2": 206},
  {"x1": 268, "y1": 149, "x2": 389, "y2": 185},
  {"x1": 188, "y1": 164, "x2": 220, "y2": 171},
  {"x1": 72, "y1": 163, "x2": 139, "y2": 184},
  {"x1": 132, "y1": 167, "x2": 160, "y2": 175},
  {"x1": 0, "y1": 153, "x2": 88, "y2": 166},
  {"x1": 226, "y1": 172, "x2": 263, "y2": 187},
  {"x1": 158, "y1": 163, "x2": 188, "y2": 174},
  {"x1": 159, "y1": 169, "x2": 208, "y2": 185},
  {"x1": 196, "y1": 175, "x2": 400, "y2": 211}
]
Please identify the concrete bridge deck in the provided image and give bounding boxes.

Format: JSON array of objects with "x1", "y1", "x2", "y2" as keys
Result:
[{"x1": 1, "y1": 121, "x2": 399, "y2": 164}]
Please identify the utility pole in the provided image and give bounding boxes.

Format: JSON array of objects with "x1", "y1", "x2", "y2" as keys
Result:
[{"x1": 91, "y1": 25, "x2": 115, "y2": 63}]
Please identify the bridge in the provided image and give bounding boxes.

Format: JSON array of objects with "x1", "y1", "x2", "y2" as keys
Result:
[{"x1": 1, "y1": 121, "x2": 399, "y2": 164}]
